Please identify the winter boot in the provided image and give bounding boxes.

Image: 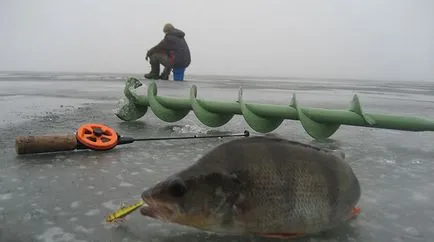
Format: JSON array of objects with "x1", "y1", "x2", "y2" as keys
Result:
[
  {"x1": 144, "y1": 62, "x2": 160, "y2": 79},
  {"x1": 159, "y1": 66, "x2": 172, "y2": 80}
]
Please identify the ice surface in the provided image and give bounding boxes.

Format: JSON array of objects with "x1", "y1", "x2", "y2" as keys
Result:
[
  {"x1": 102, "y1": 200, "x2": 119, "y2": 211},
  {"x1": 171, "y1": 124, "x2": 208, "y2": 134},
  {"x1": 1, "y1": 75, "x2": 434, "y2": 241},
  {"x1": 0, "y1": 193, "x2": 12, "y2": 201},
  {"x1": 70, "y1": 201, "x2": 80, "y2": 208},
  {"x1": 74, "y1": 225, "x2": 94, "y2": 234},
  {"x1": 119, "y1": 181, "x2": 134, "y2": 187},
  {"x1": 36, "y1": 227, "x2": 86, "y2": 242},
  {"x1": 85, "y1": 209, "x2": 100, "y2": 216}
]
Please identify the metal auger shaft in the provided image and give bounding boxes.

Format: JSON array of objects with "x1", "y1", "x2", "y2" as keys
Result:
[{"x1": 114, "y1": 77, "x2": 434, "y2": 139}]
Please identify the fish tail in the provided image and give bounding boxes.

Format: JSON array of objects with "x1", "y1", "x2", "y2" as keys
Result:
[{"x1": 350, "y1": 206, "x2": 361, "y2": 219}]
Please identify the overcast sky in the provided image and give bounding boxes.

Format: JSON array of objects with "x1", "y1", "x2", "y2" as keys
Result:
[{"x1": 1, "y1": 0, "x2": 433, "y2": 81}]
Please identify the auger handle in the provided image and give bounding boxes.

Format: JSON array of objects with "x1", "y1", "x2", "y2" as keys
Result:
[{"x1": 15, "y1": 134, "x2": 78, "y2": 155}]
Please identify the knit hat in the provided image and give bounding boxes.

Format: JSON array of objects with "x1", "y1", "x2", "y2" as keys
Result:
[{"x1": 163, "y1": 23, "x2": 174, "y2": 33}]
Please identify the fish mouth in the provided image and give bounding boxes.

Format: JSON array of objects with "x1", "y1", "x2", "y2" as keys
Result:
[
  {"x1": 140, "y1": 195, "x2": 216, "y2": 231},
  {"x1": 140, "y1": 198, "x2": 177, "y2": 222}
]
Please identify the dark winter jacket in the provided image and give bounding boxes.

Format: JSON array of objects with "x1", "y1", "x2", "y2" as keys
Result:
[{"x1": 147, "y1": 28, "x2": 191, "y2": 68}]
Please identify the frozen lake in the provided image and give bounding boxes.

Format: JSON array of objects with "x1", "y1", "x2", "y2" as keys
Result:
[{"x1": 0, "y1": 72, "x2": 433, "y2": 242}]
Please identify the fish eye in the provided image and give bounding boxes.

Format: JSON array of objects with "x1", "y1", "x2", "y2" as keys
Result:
[{"x1": 168, "y1": 178, "x2": 187, "y2": 197}]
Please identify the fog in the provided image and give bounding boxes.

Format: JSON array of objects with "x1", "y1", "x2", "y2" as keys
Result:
[{"x1": 1, "y1": 0, "x2": 433, "y2": 81}]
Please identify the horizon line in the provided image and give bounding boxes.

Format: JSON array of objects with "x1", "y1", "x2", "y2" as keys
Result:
[{"x1": 0, "y1": 69, "x2": 432, "y2": 83}]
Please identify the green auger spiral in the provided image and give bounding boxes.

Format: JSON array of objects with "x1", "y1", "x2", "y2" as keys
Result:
[{"x1": 114, "y1": 77, "x2": 434, "y2": 139}]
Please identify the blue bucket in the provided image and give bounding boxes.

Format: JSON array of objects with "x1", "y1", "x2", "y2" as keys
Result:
[{"x1": 172, "y1": 67, "x2": 186, "y2": 81}]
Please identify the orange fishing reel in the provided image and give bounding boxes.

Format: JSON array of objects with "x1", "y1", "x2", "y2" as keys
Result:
[{"x1": 76, "y1": 123, "x2": 120, "y2": 151}]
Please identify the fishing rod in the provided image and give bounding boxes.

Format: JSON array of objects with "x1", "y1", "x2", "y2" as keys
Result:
[
  {"x1": 119, "y1": 131, "x2": 250, "y2": 142},
  {"x1": 15, "y1": 123, "x2": 250, "y2": 155}
]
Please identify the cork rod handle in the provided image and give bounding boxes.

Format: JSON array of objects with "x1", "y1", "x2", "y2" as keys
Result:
[{"x1": 15, "y1": 134, "x2": 78, "y2": 155}]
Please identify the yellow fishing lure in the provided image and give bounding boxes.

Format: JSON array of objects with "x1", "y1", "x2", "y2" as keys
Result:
[{"x1": 105, "y1": 200, "x2": 145, "y2": 223}]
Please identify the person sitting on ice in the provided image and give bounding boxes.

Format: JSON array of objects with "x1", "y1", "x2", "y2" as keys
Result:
[{"x1": 144, "y1": 23, "x2": 191, "y2": 80}]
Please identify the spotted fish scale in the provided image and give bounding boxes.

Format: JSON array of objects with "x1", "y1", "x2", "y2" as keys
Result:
[{"x1": 221, "y1": 137, "x2": 360, "y2": 234}]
